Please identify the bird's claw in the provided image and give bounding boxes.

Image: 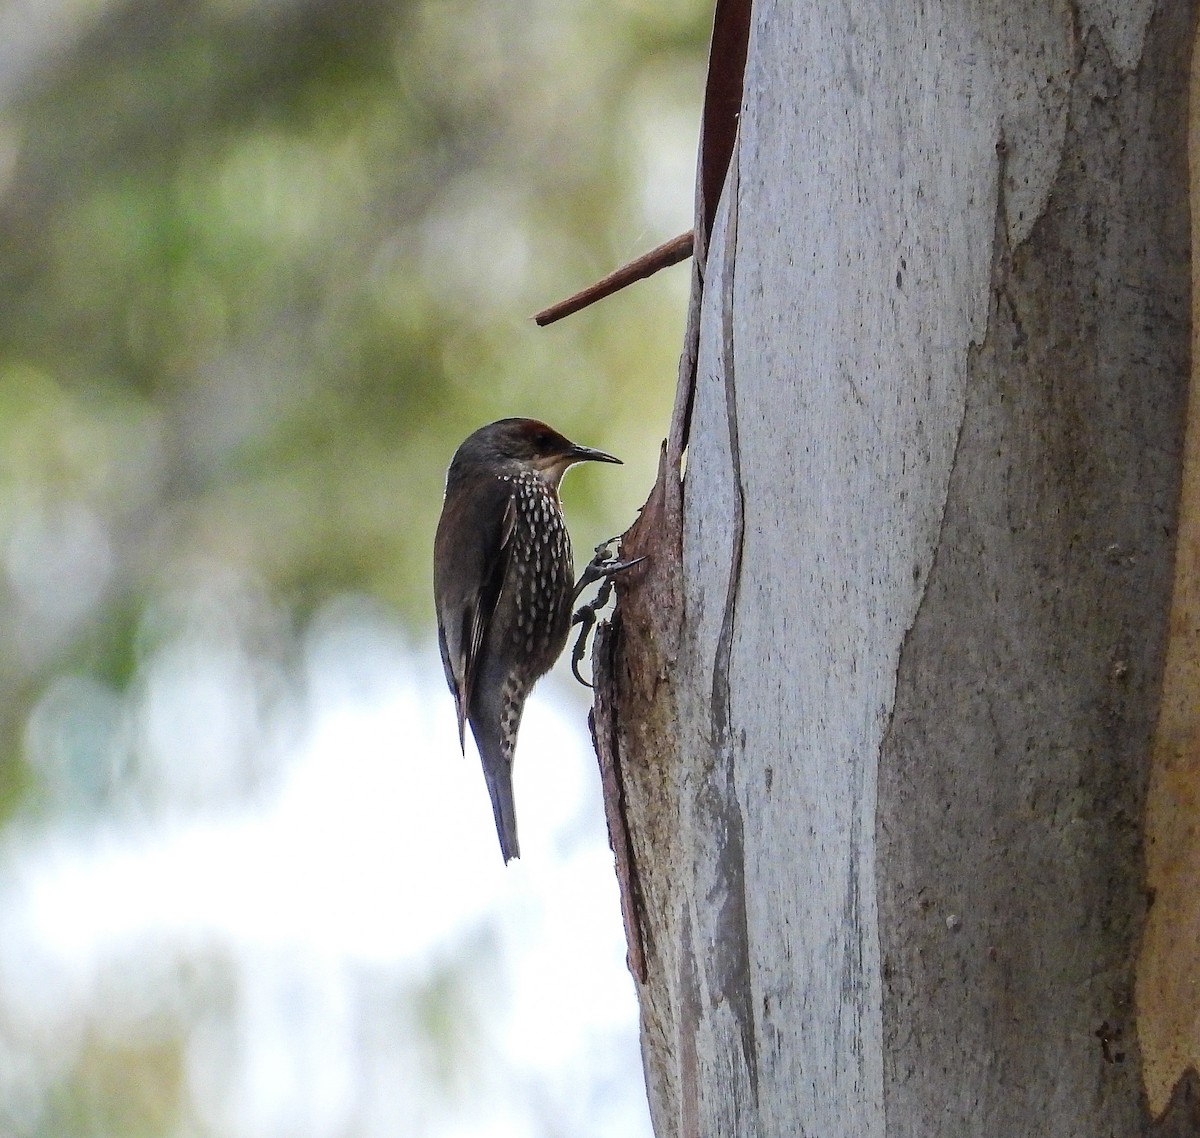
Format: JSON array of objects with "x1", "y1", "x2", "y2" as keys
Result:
[{"x1": 570, "y1": 538, "x2": 647, "y2": 687}]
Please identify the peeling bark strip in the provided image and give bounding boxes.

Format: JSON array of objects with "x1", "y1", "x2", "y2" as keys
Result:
[
  {"x1": 670, "y1": 0, "x2": 753, "y2": 462},
  {"x1": 598, "y1": 443, "x2": 686, "y2": 1135},
  {"x1": 598, "y1": 0, "x2": 1198, "y2": 1136},
  {"x1": 697, "y1": 0, "x2": 753, "y2": 258},
  {"x1": 583, "y1": 6, "x2": 756, "y2": 1101},
  {"x1": 588, "y1": 623, "x2": 646, "y2": 982}
]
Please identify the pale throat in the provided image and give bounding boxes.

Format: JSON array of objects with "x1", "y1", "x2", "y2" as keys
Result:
[{"x1": 528, "y1": 455, "x2": 577, "y2": 491}]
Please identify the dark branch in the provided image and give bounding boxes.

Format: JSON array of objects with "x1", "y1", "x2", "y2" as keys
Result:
[{"x1": 533, "y1": 230, "x2": 694, "y2": 327}]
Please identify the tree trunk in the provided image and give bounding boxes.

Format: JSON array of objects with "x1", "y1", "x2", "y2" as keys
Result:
[{"x1": 592, "y1": 4, "x2": 1200, "y2": 1135}]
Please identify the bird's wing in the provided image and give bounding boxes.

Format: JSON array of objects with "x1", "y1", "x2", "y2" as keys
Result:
[{"x1": 435, "y1": 478, "x2": 516, "y2": 750}]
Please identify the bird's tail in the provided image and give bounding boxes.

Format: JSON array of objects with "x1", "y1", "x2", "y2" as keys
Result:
[{"x1": 477, "y1": 738, "x2": 520, "y2": 863}]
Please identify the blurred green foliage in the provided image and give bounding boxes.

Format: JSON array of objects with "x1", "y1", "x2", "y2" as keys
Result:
[
  {"x1": 0, "y1": 1, "x2": 707, "y2": 1129},
  {"x1": 0, "y1": 0, "x2": 708, "y2": 814}
]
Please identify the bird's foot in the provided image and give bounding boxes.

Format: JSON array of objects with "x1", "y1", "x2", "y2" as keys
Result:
[{"x1": 570, "y1": 538, "x2": 647, "y2": 687}]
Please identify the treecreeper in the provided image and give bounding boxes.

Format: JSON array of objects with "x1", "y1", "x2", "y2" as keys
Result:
[{"x1": 433, "y1": 417, "x2": 625, "y2": 862}]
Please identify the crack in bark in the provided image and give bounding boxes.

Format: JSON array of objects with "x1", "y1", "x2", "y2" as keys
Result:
[
  {"x1": 710, "y1": 142, "x2": 745, "y2": 749},
  {"x1": 700, "y1": 139, "x2": 761, "y2": 1110},
  {"x1": 834, "y1": 757, "x2": 868, "y2": 1089}
]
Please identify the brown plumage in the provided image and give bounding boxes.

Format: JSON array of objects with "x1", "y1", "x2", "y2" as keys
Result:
[{"x1": 433, "y1": 418, "x2": 620, "y2": 862}]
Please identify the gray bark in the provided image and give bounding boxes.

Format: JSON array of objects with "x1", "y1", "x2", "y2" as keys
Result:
[{"x1": 598, "y1": 3, "x2": 1198, "y2": 1135}]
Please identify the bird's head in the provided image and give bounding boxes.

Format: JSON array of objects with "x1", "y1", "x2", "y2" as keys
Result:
[{"x1": 450, "y1": 418, "x2": 621, "y2": 489}]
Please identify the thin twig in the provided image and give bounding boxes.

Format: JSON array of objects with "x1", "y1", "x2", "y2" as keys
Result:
[{"x1": 533, "y1": 230, "x2": 694, "y2": 327}]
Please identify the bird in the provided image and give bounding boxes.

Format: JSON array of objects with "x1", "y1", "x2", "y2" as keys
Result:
[{"x1": 434, "y1": 418, "x2": 621, "y2": 862}]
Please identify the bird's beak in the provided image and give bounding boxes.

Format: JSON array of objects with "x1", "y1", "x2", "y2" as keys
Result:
[
  {"x1": 568, "y1": 444, "x2": 621, "y2": 465},
  {"x1": 537, "y1": 442, "x2": 621, "y2": 487}
]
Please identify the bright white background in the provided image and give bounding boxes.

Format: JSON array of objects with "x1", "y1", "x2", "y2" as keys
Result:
[{"x1": 0, "y1": 589, "x2": 651, "y2": 1137}]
